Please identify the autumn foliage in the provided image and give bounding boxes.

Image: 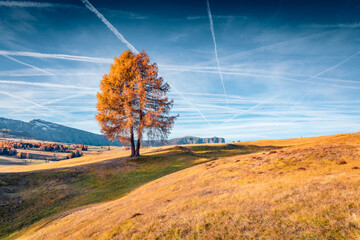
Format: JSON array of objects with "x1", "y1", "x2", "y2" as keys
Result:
[
  {"x1": 0, "y1": 140, "x2": 87, "y2": 161},
  {"x1": 96, "y1": 50, "x2": 176, "y2": 157}
]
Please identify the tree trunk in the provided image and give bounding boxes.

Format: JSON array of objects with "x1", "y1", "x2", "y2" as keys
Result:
[
  {"x1": 130, "y1": 127, "x2": 136, "y2": 157},
  {"x1": 135, "y1": 132, "x2": 141, "y2": 157},
  {"x1": 135, "y1": 112, "x2": 143, "y2": 158}
]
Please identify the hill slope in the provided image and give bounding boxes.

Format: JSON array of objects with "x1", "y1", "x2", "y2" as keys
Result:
[
  {"x1": 12, "y1": 132, "x2": 360, "y2": 239},
  {"x1": 1, "y1": 144, "x2": 269, "y2": 239},
  {"x1": 0, "y1": 117, "x2": 115, "y2": 146}
]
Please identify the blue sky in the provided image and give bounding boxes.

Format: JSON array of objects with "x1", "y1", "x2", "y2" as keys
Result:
[{"x1": 0, "y1": 0, "x2": 360, "y2": 142}]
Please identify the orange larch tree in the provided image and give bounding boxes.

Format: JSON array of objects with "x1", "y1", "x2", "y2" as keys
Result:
[{"x1": 96, "y1": 50, "x2": 177, "y2": 157}]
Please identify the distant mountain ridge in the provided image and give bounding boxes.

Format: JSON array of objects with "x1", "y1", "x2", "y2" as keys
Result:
[
  {"x1": 0, "y1": 117, "x2": 115, "y2": 146},
  {"x1": 169, "y1": 136, "x2": 225, "y2": 145},
  {"x1": 144, "y1": 136, "x2": 225, "y2": 146},
  {"x1": 0, "y1": 117, "x2": 225, "y2": 146},
  {"x1": 0, "y1": 128, "x2": 34, "y2": 139}
]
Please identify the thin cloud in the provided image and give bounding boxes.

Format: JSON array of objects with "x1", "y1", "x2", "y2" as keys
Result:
[
  {"x1": 80, "y1": 0, "x2": 139, "y2": 54},
  {"x1": 187, "y1": 15, "x2": 247, "y2": 21},
  {"x1": 103, "y1": 9, "x2": 147, "y2": 20},
  {"x1": 206, "y1": 0, "x2": 228, "y2": 108},
  {"x1": 217, "y1": 30, "x2": 333, "y2": 64}
]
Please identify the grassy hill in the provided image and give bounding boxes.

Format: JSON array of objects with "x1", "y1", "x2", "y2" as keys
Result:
[
  {"x1": 0, "y1": 143, "x2": 270, "y2": 239},
  {"x1": 3, "y1": 132, "x2": 360, "y2": 239},
  {"x1": 0, "y1": 146, "x2": 134, "y2": 173}
]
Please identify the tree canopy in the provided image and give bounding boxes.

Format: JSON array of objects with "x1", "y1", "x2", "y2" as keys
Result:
[{"x1": 96, "y1": 50, "x2": 177, "y2": 157}]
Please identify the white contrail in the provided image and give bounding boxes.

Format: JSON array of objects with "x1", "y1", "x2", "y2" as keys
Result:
[
  {"x1": 170, "y1": 84, "x2": 212, "y2": 126},
  {"x1": 0, "y1": 32, "x2": 322, "y2": 68},
  {"x1": 0, "y1": 51, "x2": 306, "y2": 77},
  {"x1": 0, "y1": 1, "x2": 146, "y2": 19},
  {"x1": 1, "y1": 50, "x2": 358, "y2": 89},
  {"x1": 281, "y1": 50, "x2": 360, "y2": 121},
  {"x1": 0, "y1": 54, "x2": 212, "y2": 124},
  {"x1": 301, "y1": 50, "x2": 360, "y2": 94},
  {"x1": 80, "y1": 0, "x2": 139, "y2": 54},
  {"x1": 11, "y1": 92, "x2": 91, "y2": 114},
  {"x1": 0, "y1": 80, "x2": 97, "y2": 91},
  {"x1": 199, "y1": 30, "x2": 332, "y2": 66},
  {"x1": 222, "y1": 49, "x2": 360, "y2": 124},
  {"x1": 0, "y1": 69, "x2": 102, "y2": 77},
  {"x1": 2, "y1": 55, "x2": 54, "y2": 75},
  {"x1": 223, "y1": 95, "x2": 278, "y2": 124},
  {"x1": 5, "y1": 49, "x2": 357, "y2": 86},
  {"x1": 0, "y1": 1, "x2": 71, "y2": 8},
  {"x1": 44, "y1": 93, "x2": 91, "y2": 105},
  {"x1": 206, "y1": 0, "x2": 228, "y2": 108},
  {"x1": 0, "y1": 90, "x2": 49, "y2": 110},
  {"x1": 0, "y1": 50, "x2": 112, "y2": 63},
  {"x1": 0, "y1": 90, "x2": 82, "y2": 117},
  {"x1": 226, "y1": 50, "x2": 360, "y2": 124},
  {"x1": 161, "y1": 65, "x2": 360, "y2": 89},
  {"x1": 307, "y1": 50, "x2": 360, "y2": 81}
]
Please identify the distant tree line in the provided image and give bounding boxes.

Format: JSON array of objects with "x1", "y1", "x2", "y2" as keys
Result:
[
  {"x1": 0, "y1": 142, "x2": 17, "y2": 156},
  {"x1": 16, "y1": 152, "x2": 30, "y2": 159},
  {"x1": 0, "y1": 140, "x2": 88, "y2": 160},
  {"x1": 0, "y1": 141, "x2": 37, "y2": 150},
  {"x1": 66, "y1": 148, "x2": 83, "y2": 159}
]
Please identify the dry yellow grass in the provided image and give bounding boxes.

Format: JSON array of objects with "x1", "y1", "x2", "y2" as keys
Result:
[
  {"x1": 241, "y1": 132, "x2": 360, "y2": 147},
  {"x1": 0, "y1": 147, "x2": 123, "y2": 173},
  {"x1": 0, "y1": 147, "x2": 173, "y2": 173},
  {"x1": 3, "y1": 132, "x2": 356, "y2": 174},
  {"x1": 11, "y1": 132, "x2": 360, "y2": 239}
]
